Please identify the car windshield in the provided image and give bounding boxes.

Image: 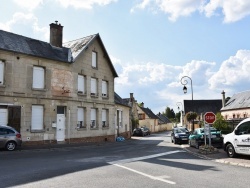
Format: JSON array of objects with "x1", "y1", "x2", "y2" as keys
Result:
[{"x1": 175, "y1": 128, "x2": 188, "y2": 133}]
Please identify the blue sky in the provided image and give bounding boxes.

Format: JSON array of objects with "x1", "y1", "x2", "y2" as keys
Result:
[{"x1": 1, "y1": 0, "x2": 250, "y2": 114}]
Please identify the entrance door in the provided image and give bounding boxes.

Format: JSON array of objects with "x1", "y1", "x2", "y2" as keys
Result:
[
  {"x1": 56, "y1": 107, "x2": 65, "y2": 142},
  {"x1": 0, "y1": 109, "x2": 7, "y2": 126},
  {"x1": 8, "y1": 106, "x2": 21, "y2": 132}
]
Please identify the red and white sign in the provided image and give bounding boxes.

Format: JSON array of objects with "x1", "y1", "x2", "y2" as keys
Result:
[{"x1": 204, "y1": 112, "x2": 216, "y2": 124}]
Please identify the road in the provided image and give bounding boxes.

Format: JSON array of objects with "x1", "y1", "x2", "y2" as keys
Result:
[{"x1": 1, "y1": 132, "x2": 250, "y2": 188}]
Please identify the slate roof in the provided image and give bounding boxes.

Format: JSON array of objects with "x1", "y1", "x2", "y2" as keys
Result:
[
  {"x1": 114, "y1": 92, "x2": 130, "y2": 107},
  {"x1": 140, "y1": 107, "x2": 159, "y2": 119},
  {"x1": 0, "y1": 30, "x2": 71, "y2": 63},
  {"x1": 221, "y1": 90, "x2": 250, "y2": 111},
  {"x1": 64, "y1": 33, "x2": 118, "y2": 77},
  {"x1": 184, "y1": 99, "x2": 222, "y2": 115},
  {"x1": 157, "y1": 113, "x2": 172, "y2": 124}
]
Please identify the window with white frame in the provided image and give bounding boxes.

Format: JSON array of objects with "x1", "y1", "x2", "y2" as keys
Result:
[
  {"x1": 77, "y1": 107, "x2": 86, "y2": 128},
  {"x1": 78, "y1": 75, "x2": 86, "y2": 94},
  {"x1": 32, "y1": 66, "x2": 45, "y2": 89},
  {"x1": 0, "y1": 60, "x2": 5, "y2": 85},
  {"x1": 91, "y1": 78, "x2": 97, "y2": 96},
  {"x1": 102, "y1": 80, "x2": 108, "y2": 97},
  {"x1": 31, "y1": 105, "x2": 44, "y2": 130},
  {"x1": 91, "y1": 108, "x2": 97, "y2": 128},
  {"x1": 102, "y1": 109, "x2": 108, "y2": 127},
  {"x1": 92, "y1": 51, "x2": 97, "y2": 68}
]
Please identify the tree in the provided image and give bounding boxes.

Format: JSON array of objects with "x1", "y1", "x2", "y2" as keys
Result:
[
  {"x1": 186, "y1": 112, "x2": 197, "y2": 122},
  {"x1": 175, "y1": 112, "x2": 181, "y2": 122},
  {"x1": 166, "y1": 107, "x2": 172, "y2": 118},
  {"x1": 213, "y1": 113, "x2": 228, "y2": 131}
]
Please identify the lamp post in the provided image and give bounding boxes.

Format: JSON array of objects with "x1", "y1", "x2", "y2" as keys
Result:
[
  {"x1": 180, "y1": 76, "x2": 194, "y2": 131},
  {"x1": 176, "y1": 102, "x2": 183, "y2": 127}
]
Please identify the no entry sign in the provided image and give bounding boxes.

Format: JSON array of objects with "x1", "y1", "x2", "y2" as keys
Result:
[{"x1": 204, "y1": 112, "x2": 216, "y2": 124}]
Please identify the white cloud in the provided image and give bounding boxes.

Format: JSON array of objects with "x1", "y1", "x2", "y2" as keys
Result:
[
  {"x1": 132, "y1": 0, "x2": 250, "y2": 22},
  {"x1": 13, "y1": 0, "x2": 43, "y2": 11},
  {"x1": 208, "y1": 50, "x2": 250, "y2": 89},
  {"x1": 203, "y1": 0, "x2": 250, "y2": 23},
  {"x1": 55, "y1": 0, "x2": 117, "y2": 9}
]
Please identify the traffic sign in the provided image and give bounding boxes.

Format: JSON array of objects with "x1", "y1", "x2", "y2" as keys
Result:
[{"x1": 204, "y1": 112, "x2": 216, "y2": 124}]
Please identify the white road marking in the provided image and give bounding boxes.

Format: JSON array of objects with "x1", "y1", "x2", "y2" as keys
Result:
[
  {"x1": 108, "y1": 150, "x2": 185, "y2": 185},
  {"x1": 109, "y1": 150, "x2": 185, "y2": 164},
  {"x1": 113, "y1": 163, "x2": 176, "y2": 185}
]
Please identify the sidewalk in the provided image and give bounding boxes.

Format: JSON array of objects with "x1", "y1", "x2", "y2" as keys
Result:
[{"x1": 182, "y1": 145, "x2": 250, "y2": 168}]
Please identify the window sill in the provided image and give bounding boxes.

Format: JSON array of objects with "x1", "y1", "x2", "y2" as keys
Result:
[
  {"x1": 90, "y1": 95, "x2": 98, "y2": 98},
  {"x1": 32, "y1": 88, "x2": 46, "y2": 92},
  {"x1": 77, "y1": 92, "x2": 87, "y2": 96},
  {"x1": 0, "y1": 84, "x2": 6, "y2": 88},
  {"x1": 77, "y1": 127, "x2": 87, "y2": 131},
  {"x1": 102, "y1": 126, "x2": 109, "y2": 130},
  {"x1": 90, "y1": 127, "x2": 98, "y2": 130},
  {"x1": 30, "y1": 129, "x2": 45, "y2": 133}
]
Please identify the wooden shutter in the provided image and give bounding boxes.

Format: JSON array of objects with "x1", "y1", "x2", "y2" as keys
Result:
[
  {"x1": 0, "y1": 109, "x2": 8, "y2": 126},
  {"x1": 102, "y1": 109, "x2": 107, "y2": 121},
  {"x1": 91, "y1": 78, "x2": 97, "y2": 94},
  {"x1": 102, "y1": 81, "x2": 107, "y2": 96}
]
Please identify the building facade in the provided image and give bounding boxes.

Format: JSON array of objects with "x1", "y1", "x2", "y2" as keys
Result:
[{"x1": 0, "y1": 22, "x2": 130, "y2": 145}]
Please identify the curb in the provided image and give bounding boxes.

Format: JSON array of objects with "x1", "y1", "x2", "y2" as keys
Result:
[{"x1": 181, "y1": 145, "x2": 250, "y2": 168}]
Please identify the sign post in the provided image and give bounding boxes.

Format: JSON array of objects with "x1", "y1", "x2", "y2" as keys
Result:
[{"x1": 204, "y1": 112, "x2": 216, "y2": 147}]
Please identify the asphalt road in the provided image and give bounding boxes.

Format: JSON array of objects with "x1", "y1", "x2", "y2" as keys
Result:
[{"x1": 1, "y1": 132, "x2": 250, "y2": 188}]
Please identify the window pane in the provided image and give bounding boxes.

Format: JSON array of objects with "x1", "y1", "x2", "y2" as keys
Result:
[
  {"x1": 31, "y1": 105, "x2": 43, "y2": 130},
  {"x1": 33, "y1": 67, "x2": 44, "y2": 89},
  {"x1": 92, "y1": 51, "x2": 97, "y2": 67}
]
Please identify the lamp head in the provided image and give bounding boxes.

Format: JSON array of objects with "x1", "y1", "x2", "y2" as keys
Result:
[{"x1": 183, "y1": 86, "x2": 187, "y2": 94}]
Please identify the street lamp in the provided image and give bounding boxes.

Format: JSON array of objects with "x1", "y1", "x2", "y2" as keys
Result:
[
  {"x1": 180, "y1": 76, "x2": 194, "y2": 131},
  {"x1": 176, "y1": 102, "x2": 183, "y2": 127}
]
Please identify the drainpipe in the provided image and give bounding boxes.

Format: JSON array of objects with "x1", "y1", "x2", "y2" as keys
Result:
[{"x1": 68, "y1": 108, "x2": 70, "y2": 144}]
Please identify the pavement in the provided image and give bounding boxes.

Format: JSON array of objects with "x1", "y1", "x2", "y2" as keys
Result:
[{"x1": 4, "y1": 138, "x2": 250, "y2": 168}]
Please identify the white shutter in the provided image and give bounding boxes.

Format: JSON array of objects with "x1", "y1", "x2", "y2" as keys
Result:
[
  {"x1": 33, "y1": 67, "x2": 44, "y2": 89},
  {"x1": 0, "y1": 61, "x2": 4, "y2": 85},
  {"x1": 78, "y1": 75, "x2": 84, "y2": 92},
  {"x1": 102, "y1": 109, "x2": 106, "y2": 121},
  {"x1": 91, "y1": 78, "x2": 97, "y2": 94},
  {"x1": 0, "y1": 109, "x2": 8, "y2": 125},
  {"x1": 31, "y1": 105, "x2": 43, "y2": 130},
  {"x1": 102, "y1": 81, "x2": 107, "y2": 96},
  {"x1": 91, "y1": 109, "x2": 96, "y2": 120},
  {"x1": 92, "y1": 52, "x2": 97, "y2": 67},
  {"x1": 77, "y1": 108, "x2": 84, "y2": 121}
]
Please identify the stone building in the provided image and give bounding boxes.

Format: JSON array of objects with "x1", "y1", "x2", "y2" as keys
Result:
[{"x1": 0, "y1": 21, "x2": 130, "y2": 145}]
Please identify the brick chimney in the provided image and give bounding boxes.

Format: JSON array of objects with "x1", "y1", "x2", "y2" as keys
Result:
[
  {"x1": 221, "y1": 90, "x2": 225, "y2": 107},
  {"x1": 50, "y1": 21, "x2": 63, "y2": 48},
  {"x1": 130, "y1": 93, "x2": 134, "y2": 102}
]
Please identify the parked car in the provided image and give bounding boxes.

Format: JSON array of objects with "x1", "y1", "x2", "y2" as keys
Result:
[
  {"x1": 141, "y1": 127, "x2": 151, "y2": 135},
  {"x1": 171, "y1": 127, "x2": 190, "y2": 144},
  {"x1": 189, "y1": 127, "x2": 223, "y2": 149},
  {"x1": 132, "y1": 128, "x2": 147, "y2": 137},
  {"x1": 224, "y1": 118, "x2": 250, "y2": 158},
  {"x1": 0, "y1": 125, "x2": 22, "y2": 151}
]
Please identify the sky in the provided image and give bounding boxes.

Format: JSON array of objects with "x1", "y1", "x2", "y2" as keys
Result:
[{"x1": 1, "y1": 0, "x2": 250, "y2": 114}]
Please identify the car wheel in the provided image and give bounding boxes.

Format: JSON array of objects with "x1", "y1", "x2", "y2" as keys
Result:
[
  {"x1": 195, "y1": 140, "x2": 200, "y2": 149},
  {"x1": 226, "y1": 144, "x2": 237, "y2": 158},
  {"x1": 189, "y1": 140, "x2": 192, "y2": 147},
  {"x1": 174, "y1": 138, "x2": 177, "y2": 144},
  {"x1": 5, "y1": 141, "x2": 17, "y2": 151}
]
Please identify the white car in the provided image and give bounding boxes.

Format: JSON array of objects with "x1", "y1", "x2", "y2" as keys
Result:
[{"x1": 223, "y1": 118, "x2": 250, "y2": 158}]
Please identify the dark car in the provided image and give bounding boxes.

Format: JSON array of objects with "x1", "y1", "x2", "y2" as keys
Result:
[
  {"x1": 141, "y1": 127, "x2": 151, "y2": 135},
  {"x1": 0, "y1": 125, "x2": 22, "y2": 151},
  {"x1": 189, "y1": 127, "x2": 223, "y2": 149},
  {"x1": 171, "y1": 127, "x2": 190, "y2": 144},
  {"x1": 132, "y1": 128, "x2": 147, "y2": 137}
]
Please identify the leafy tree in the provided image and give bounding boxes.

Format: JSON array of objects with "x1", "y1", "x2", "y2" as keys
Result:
[
  {"x1": 175, "y1": 112, "x2": 181, "y2": 122},
  {"x1": 166, "y1": 107, "x2": 172, "y2": 118},
  {"x1": 186, "y1": 112, "x2": 198, "y2": 122},
  {"x1": 213, "y1": 113, "x2": 228, "y2": 131}
]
